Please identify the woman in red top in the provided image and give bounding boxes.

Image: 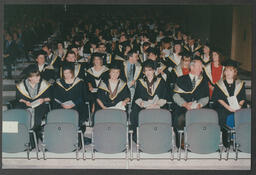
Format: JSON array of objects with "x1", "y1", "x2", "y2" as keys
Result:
[{"x1": 203, "y1": 48, "x2": 225, "y2": 98}]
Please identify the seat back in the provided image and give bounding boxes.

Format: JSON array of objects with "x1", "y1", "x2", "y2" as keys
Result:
[
  {"x1": 185, "y1": 109, "x2": 219, "y2": 126},
  {"x1": 2, "y1": 109, "x2": 31, "y2": 153},
  {"x1": 93, "y1": 109, "x2": 128, "y2": 153},
  {"x1": 44, "y1": 123, "x2": 78, "y2": 153},
  {"x1": 139, "y1": 109, "x2": 172, "y2": 125},
  {"x1": 138, "y1": 109, "x2": 174, "y2": 154},
  {"x1": 186, "y1": 123, "x2": 220, "y2": 153},
  {"x1": 185, "y1": 109, "x2": 221, "y2": 154},
  {"x1": 94, "y1": 109, "x2": 127, "y2": 125},
  {"x1": 93, "y1": 123, "x2": 127, "y2": 153},
  {"x1": 47, "y1": 109, "x2": 79, "y2": 126},
  {"x1": 235, "y1": 108, "x2": 251, "y2": 153}
]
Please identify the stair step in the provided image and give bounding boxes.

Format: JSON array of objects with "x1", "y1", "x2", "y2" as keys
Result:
[
  {"x1": 3, "y1": 91, "x2": 16, "y2": 97},
  {"x1": 3, "y1": 96, "x2": 16, "y2": 105},
  {"x1": 2, "y1": 105, "x2": 8, "y2": 112},
  {"x1": 3, "y1": 85, "x2": 16, "y2": 91},
  {"x1": 3, "y1": 79, "x2": 15, "y2": 85},
  {"x1": 246, "y1": 89, "x2": 251, "y2": 101}
]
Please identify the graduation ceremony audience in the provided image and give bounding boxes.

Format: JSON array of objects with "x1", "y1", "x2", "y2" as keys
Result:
[{"x1": 4, "y1": 6, "x2": 249, "y2": 149}]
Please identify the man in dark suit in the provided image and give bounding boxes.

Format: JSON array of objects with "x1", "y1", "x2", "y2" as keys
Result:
[
  {"x1": 4, "y1": 32, "x2": 19, "y2": 79},
  {"x1": 172, "y1": 57, "x2": 209, "y2": 131}
]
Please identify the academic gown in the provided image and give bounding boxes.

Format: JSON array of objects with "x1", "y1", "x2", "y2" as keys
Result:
[
  {"x1": 15, "y1": 78, "x2": 52, "y2": 138},
  {"x1": 165, "y1": 53, "x2": 182, "y2": 68},
  {"x1": 120, "y1": 61, "x2": 143, "y2": 84},
  {"x1": 130, "y1": 77, "x2": 168, "y2": 130},
  {"x1": 183, "y1": 43, "x2": 202, "y2": 55},
  {"x1": 96, "y1": 79, "x2": 131, "y2": 111},
  {"x1": 47, "y1": 53, "x2": 62, "y2": 70},
  {"x1": 59, "y1": 62, "x2": 86, "y2": 80},
  {"x1": 172, "y1": 74, "x2": 209, "y2": 128},
  {"x1": 167, "y1": 64, "x2": 190, "y2": 102},
  {"x1": 52, "y1": 77, "x2": 89, "y2": 126},
  {"x1": 152, "y1": 60, "x2": 169, "y2": 82},
  {"x1": 86, "y1": 66, "x2": 109, "y2": 110},
  {"x1": 203, "y1": 62, "x2": 224, "y2": 98},
  {"x1": 200, "y1": 54, "x2": 211, "y2": 65},
  {"x1": 21, "y1": 63, "x2": 56, "y2": 82},
  {"x1": 212, "y1": 79, "x2": 246, "y2": 128}
]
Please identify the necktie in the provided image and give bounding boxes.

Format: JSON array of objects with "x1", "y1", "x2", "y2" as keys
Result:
[
  {"x1": 128, "y1": 64, "x2": 134, "y2": 81},
  {"x1": 192, "y1": 77, "x2": 196, "y2": 89}
]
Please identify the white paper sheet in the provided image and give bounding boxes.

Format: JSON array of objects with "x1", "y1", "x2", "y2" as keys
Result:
[
  {"x1": 31, "y1": 99, "x2": 41, "y2": 108},
  {"x1": 3, "y1": 121, "x2": 18, "y2": 133},
  {"x1": 108, "y1": 101, "x2": 126, "y2": 111},
  {"x1": 228, "y1": 96, "x2": 241, "y2": 110}
]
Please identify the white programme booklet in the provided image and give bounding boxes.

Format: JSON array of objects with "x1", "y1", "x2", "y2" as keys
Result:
[
  {"x1": 31, "y1": 99, "x2": 41, "y2": 108},
  {"x1": 3, "y1": 121, "x2": 18, "y2": 133},
  {"x1": 55, "y1": 98, "x2": 75, "y2": 106},
  {"x1": 227, "y1": 96, "x2": 241, "y2": 110},
  {"x1": 108, "y1": 101, "x2": 126, "y2": 111}
]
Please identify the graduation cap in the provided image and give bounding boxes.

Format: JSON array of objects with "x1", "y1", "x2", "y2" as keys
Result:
[
  {"x1": 173, "y1": 40, "x2": 182, "y2": 46},
  {"x1": 182, "y1": 50, "x2": 193, "y2": 59},
  {"x1": 34, "y1": 50, "x2": 47, "y2": 59},
  {"x1": 192, "y1": 55, "x2": 203, "y2": 62},
  {"x1": 204, "y1": 42, "x2": 211, "y2": 49},
  {"x1": 109, "y1": 62, "x2": 121, "y2": 70},
  {"x1": 62, "y1": 61, "x2": 75, "y2": 72},
  {"x1": 145, "y1": 47, "x2": 158, "y2": 56},
  {"x1": 142, "y1": 59, "x2": 156, "y2": 70},
  {"x1": 161, "y1": 37, "x2": 172, "y2": 44},
  {"x1": 222, "y1": 59, "x2": 241, "y2": 68},
  {"x1": 91, "y1": 52, "x2": 103, "y2": 61}
]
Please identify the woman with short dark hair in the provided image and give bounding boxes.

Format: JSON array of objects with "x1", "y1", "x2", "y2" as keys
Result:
[
  {"x1": 130, "y1": 60, "x2": 168, "y2": 139},
  {"x1": 53, "y1": 62, "x2": 89, "y2": 132},
  {"x1": 96, "y1": 63, "x2": 130, "y2": 111}
]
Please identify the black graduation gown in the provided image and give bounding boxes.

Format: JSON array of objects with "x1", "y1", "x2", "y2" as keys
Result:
[
  {"x1": 165, "y1": 53, "x2": 182, "y2": 68},
  {"x1": 86, "y1": 66, "x2": 109, "y2": 108},
  {"x1": 130, "y1": 77, "x2": 168, "y2": 129},
  {"x1": 152, "y1": 60, "x2": 169, "y2": 82},
  {"x1": 172, "y1": 74, "x2": 209, "y2": 125},
  {"x1": 52, "y1": 77, "x2": 89, "y2": 125},
  {"x1": 120, "y1": 61, "x2": 143, "y2": 84},
  {"x1": 15, "y1": 79, "x2": 52, "y2": 129},
  {"x1": 59, "y1": 62, "x2": 86, "y2": 80},
  {"x1": 47, "y1": 53, "x2": 62, "y2": 70},
  {"x1": 21, "y1": 64, "x2": 56, "y2": 81},
  {"x1": 203, "y1": 62, "x2": 224, "y2": 86},
  {"x1": 212, "y1": 79, "x2": 246, "y2": 128},
  {"x1": 167, "y1": 65, "x2": 189, "y2": 102},
  {"x1": 183, "y1": 43, "x2": 202, "y2": 55},
  {"x1": 200, "y1": 54, "x2": 211, "y2": 65},
  {"x1": 96, "y1": 79, "x2": 131, "y2": 110}
]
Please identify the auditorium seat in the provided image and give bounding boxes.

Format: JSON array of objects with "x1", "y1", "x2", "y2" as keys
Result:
[
  {"x1": 182, "y1": 109, "x2": 224, "y2": 160},
  {"x1": 41, "y1": 109, "x2": 85, "y2": 160},
  {"x1": 134, "y1": 109, "x2": 176, "y2": 160},
  {"x1": 233, "y1": 108, "x2": 251, "y2": 160},
  {"x1": 91, "y1": 109, "x2": 131, "y2": 159},
  {"x1": 2, "y1": 109, "x2": 39, "y2": 160}
]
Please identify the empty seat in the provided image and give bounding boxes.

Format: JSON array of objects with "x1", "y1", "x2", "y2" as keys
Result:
[
  {"x1": 92, "y1": 109, "x2": 130, "y2": 159},
  {"x1": 184, "y1": 109, "x2": 223, "y2": 160},
  {"x1": 2, "y1": 109, "x2": 38, "y2": 159},
  {"x1": 234, "y1": 108, "x2": 251, "y2": 159},
  {"x1": 41, "y1": 109, "x2": 84, "y2": 160},
  {"x1": 136, "y1": 109, "x2": 176, "y2": 160}
]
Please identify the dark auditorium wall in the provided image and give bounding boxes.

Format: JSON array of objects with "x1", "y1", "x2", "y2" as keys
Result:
[
  {"x1": 209, "y1": 6, "x2": 233, "y2": 59},
  {"x1": 230, "y1": 6, "x2": 252, "y2": 71},
  {"x1": 182, "y1": 5, "x2": 233, "y2": 59}
]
